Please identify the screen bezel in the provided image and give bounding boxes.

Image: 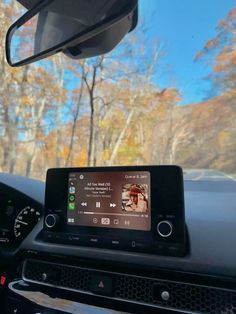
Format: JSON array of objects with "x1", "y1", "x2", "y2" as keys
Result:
[{"x1": 44, "y1": 166, "x2": 185, "y2": 243}]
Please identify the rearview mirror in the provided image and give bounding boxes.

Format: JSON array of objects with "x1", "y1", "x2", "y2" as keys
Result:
[{"x1": 6, "y1": 0, "x2": 138, "y2": 67}]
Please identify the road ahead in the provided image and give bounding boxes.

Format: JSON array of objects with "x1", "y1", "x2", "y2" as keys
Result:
[{"x1": 184, "y1": 169, "x2": 235, "y2": 181}]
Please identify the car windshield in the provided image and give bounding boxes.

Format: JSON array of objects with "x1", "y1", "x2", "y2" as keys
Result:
[{"x1": 0, "y1": 0, "x2": 236, "y2": 182}]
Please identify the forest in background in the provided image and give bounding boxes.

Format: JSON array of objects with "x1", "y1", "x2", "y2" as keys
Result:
[{"x1": 0, "y1": 1, "x2": 236, "y2": 180}]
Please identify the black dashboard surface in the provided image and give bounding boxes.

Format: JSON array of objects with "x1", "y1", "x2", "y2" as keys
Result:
[{"x1": 0, "y1": 172, "x2": 236, "y2": 278}]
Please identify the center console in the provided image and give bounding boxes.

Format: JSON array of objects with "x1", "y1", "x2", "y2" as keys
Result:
[
  {"x1": 42, "y1": 166, "x2": 186, "y2": 257},
  {"x1": 6, "y1": 165, "x2": 236, "y2": 314}
]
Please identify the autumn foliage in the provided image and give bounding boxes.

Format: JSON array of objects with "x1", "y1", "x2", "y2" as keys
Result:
[{"x1": 0, "y1": 2, "x2": 236, "y2": 180}]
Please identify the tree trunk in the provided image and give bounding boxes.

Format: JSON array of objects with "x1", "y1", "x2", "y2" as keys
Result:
[
  {"x1": 65, "y1": 78, "x2": 84, "y2": 167},
  {"x1": 25, "y1": 99, "x2": 46, "y2": 177},
  {"x1": 108, "y1": 109, "x2": 134, "y2": 166},
  {"x1": 85, "y1": 65, "x2": 98, "y2": 167},
  {"x1": 53, "y1": 56, "x2": 65, "y2": 168},
  {"x1": 88, "y1": 96, "x2": 95, "y2": 166},
  {"x1": 9, "y1": 66, "x2": 29, "y2": 173}
]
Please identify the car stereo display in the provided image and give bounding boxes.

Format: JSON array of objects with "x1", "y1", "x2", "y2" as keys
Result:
[
  {"x1": 67, "y1": 171, "x2": 151, "y2": 231},
  {"x1": 43, "y1": 166, "x2": 186, "y2": 257}
]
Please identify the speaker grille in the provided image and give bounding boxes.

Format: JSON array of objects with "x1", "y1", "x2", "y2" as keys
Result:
[
  {"x1": 115, "y1": 275, "x2": 236, "y2": 313},
  {"x1": 24, "y1": 259, "x2": 91, "y2": 292},
  {"x1": 23, "y1": 259, "x2": 236, "y2": 314}
]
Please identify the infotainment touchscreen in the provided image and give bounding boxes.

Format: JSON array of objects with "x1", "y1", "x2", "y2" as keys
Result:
[
  {"x1": 67, "y1": 171, "x2": 151, "y2": 231},
  {"x1": 43, "y1": 166, "x2": 186, "y2": 256}
]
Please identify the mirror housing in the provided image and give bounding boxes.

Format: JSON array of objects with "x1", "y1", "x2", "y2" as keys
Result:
[
  {"x1": 6, "y1": 0, "x2": 138, "y2": 67},
  {"x1": 64, "y1": 9, "x2": 138, "y2": 60}
]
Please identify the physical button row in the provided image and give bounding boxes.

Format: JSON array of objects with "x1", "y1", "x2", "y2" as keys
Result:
[{"x1": 44, "y1": 232, "x2": 151, "y2": 250}]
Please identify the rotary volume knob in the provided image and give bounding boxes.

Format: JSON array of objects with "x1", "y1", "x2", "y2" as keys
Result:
[
  {"x1": 45, "y1": 214, "x2": 59, "y2": 229},
  {"x1": 157, "y1": 221, "x2": 173, "y2": 238}
]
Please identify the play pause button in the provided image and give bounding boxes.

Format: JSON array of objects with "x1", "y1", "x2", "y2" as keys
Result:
[{"x1": 90, "y1": 273, "x2": 114, "y2": 296}]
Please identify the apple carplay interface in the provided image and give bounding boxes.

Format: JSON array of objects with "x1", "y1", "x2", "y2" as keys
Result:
[{"x1": 67, "y1": 171, "x2": 151, "y2": 231}]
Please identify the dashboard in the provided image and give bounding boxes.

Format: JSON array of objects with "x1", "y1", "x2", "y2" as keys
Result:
[
  {"x1": 0, "y1": 182, "x2": 42, "y2": 246},
  {"x1": 0, "y1": 171, "x2": 236, "y2": 314}
]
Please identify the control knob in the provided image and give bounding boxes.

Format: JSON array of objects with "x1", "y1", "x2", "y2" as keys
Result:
[
  {"x1": 45, "y1": 214, "x2": 59, "y2": 229},
  {"x1": 157, "y1": 221, "x2": 173, "y2": 238}
]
